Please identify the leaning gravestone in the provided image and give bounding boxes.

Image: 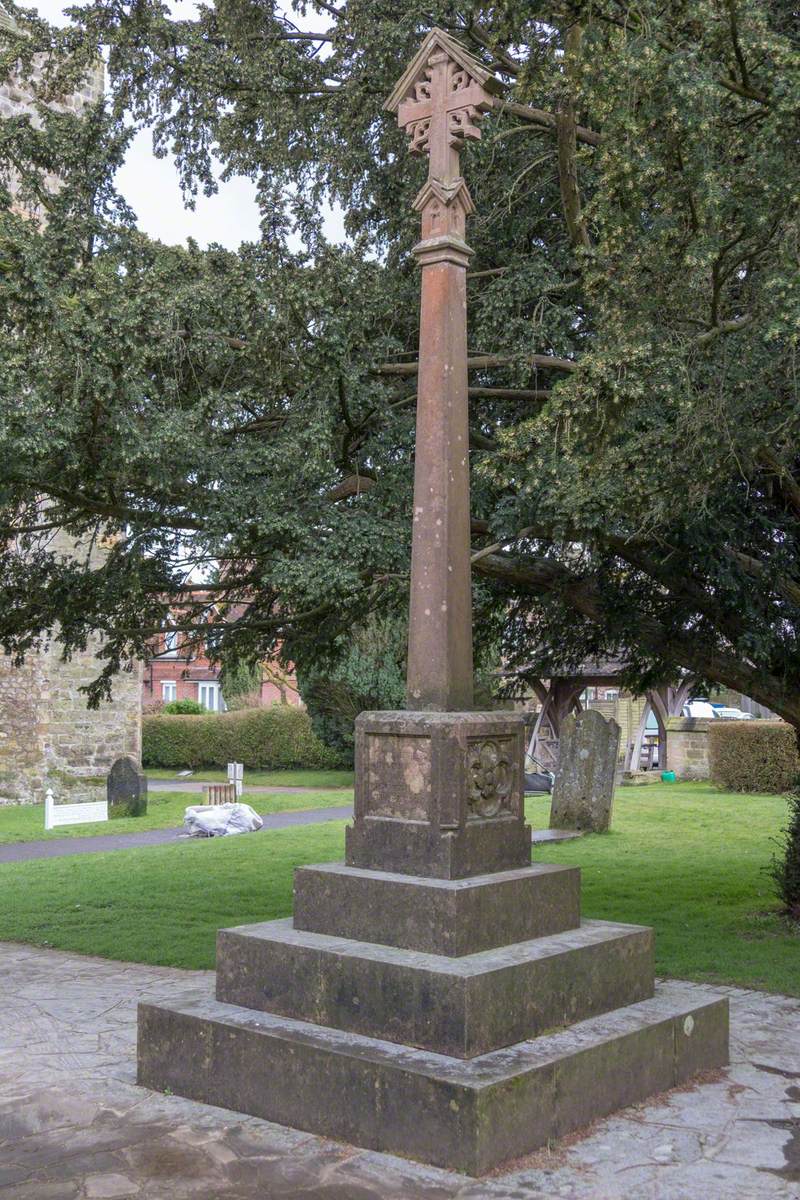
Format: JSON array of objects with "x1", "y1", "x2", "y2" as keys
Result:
[
  {"x1": 107, "y1": 755, "x2": 148, "y2": 818},
  {"x1": 550, "y1": 708, "x2": 620, "y2": 832}
]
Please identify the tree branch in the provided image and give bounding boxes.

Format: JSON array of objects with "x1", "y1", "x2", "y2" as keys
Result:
[
  {"x1": 501, "y1": 101, "x2": 602, "y2": 148},
  {"x1": 465, "y1": 21, "x2": 522, "y2": 76},
  {"x1": 728, "y1": 549, "x2": 800, "y2": 608},
  {"x1": 695, "y1": 315, "x2": 752, "y2": 346},
  {"x1": 474, "y1": 550, "x2": 800, "y2": 724},
  {"x1": 325, "y1": 474, "x2": 376, "y2": 502},
  {"x1": 375, "y1": 353, "x2": 577, "y2": 375},
  {"x1": 756, "y1": 447, "x2": 800, "y2": 518},
  {"x1": 556, "y1": 24, "x2": 592, "y2": 252},
  {"x1": 469, "y1": 387, "x2": 551, "y2": 401}
]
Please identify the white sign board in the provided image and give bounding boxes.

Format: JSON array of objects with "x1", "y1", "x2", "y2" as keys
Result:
[
  {"x1": 227, "y1": 761, "x2": 244, "y2": 798},
  {"x1": 44, "y1": 789, "x2": 108, "y2": 831}
]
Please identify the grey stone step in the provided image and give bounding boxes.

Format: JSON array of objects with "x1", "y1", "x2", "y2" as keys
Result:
[
  {"x1": 216, "y1": 916, "x2": 654, "y2": 1058},
  {"x1": 293, "y1": 861, "x2": 581, "y2": 956},
  {"x1": 138, "y1": 978, "x2": 729, "y2": 1175}
]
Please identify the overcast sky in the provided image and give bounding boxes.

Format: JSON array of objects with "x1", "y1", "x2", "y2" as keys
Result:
[{"x1": 31, "y1": 0, "x2": 344, "y2": 250}]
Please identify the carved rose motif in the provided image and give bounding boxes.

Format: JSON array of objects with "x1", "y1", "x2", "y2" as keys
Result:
[{"x1": 467, "y1": 739, "x2": 513, "y2": 818}]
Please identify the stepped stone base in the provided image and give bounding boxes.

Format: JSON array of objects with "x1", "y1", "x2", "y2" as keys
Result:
[
  {"x1": 216, "y1": 916, "x2": 654, "y2": 1058},
  {"x1": 138, "y1": 980, "x2": 729, "y2": 1175},
  {"x1": 293, "y1": 862, "x2": 581, "y2": 955},
  {"x1": 137, "y1": 704, "x2": 729, "y2": 1173}
]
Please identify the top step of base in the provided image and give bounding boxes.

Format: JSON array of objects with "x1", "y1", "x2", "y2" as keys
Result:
[{"x1": 293, "y1": 859, "x2": 581, "y2": 956}]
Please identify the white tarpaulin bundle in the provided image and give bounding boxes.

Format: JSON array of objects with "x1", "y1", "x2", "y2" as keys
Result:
[{"x1": 183, "y1": 803, "x2": 263, "y2": 838}]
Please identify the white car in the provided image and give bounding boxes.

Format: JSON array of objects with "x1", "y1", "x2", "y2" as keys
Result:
[
  {"x1": 714, "y1": 707, "x2": 754, "y2": 720},
  {"x1": 683, "y1": 700, "x2": 718, "y2": 719}
]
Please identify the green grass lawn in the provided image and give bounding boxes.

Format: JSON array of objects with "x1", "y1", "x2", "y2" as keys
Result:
[
  {"x1": 145, "y1": 767, "x2": 354, "y2": 788},
  {"x1": 0, "y1": 789, "x2": 353, "y2": 843},
  {"x1": 0, "y1": 782, "x2": 796, "y2": 994}
]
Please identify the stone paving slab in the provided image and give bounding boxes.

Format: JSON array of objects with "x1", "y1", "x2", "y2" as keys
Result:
[{"x1": 0, "y1": 941, "x2": 798, "y2": 1197}]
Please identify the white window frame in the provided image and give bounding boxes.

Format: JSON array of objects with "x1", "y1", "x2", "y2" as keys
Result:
[
  {"x1": 163, "y1": 627, "x2": 179, "y2": 657},
  {"x1": 162, "y1": 681, "x2": 177, "y2": 703},
  {"x1": 198, "y1": 681, "x2": 223, "y2": 712}
]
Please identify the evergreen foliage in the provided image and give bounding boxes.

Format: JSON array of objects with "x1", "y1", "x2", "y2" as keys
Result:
[
  {"x1": 219, "y1": 659, "x2": 264, "y2": 708},
  {"x1": 142, "y1": 705, "x2": 340, "y2": 770},
  {"x1": 769, "y1": 791, "x2": 800, "y2": 919},
  {"x1": 163, "y1": 698, "x2": 205, "y2": 715},
  {"x1": 709, "y1": 721, "x2": 800, "y2": 794},
  {"x1": 0, "y1": 2, "x2": 798, "y2": 724},
  {"x1": 296, "y1": 616, "x2": 407, "y2": 761}
]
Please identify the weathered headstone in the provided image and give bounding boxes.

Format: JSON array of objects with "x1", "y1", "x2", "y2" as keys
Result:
[
  {"x1": 550, "y1": 709, "x2": 620, "y2": 832},
  {"x1": 107, "y1": 755, "x2": 147, "y2": 819}
]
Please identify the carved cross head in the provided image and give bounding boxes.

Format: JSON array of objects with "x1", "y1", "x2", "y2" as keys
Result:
[{"x1": 385, "y1": 28, "x2": 501, "y2": 184}]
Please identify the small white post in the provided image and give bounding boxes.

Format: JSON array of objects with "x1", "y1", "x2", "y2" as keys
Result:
[
  {"x1": 227, "y1": 761, "x2": 244, "y2": 798},
  {"x1": 44, "y1": 788, "x2": 55, "y2": 831}
]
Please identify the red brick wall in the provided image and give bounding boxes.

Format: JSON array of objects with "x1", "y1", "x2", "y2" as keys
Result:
[{"x1": 142, "y1": 631, "x2": 301, "y2": 710}]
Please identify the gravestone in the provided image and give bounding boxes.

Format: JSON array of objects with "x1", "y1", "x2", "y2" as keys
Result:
[
  {"x1": 550, "y1": 709, "x2": 620, "y2": 832},
  {"x1": 107, "y1": 756, "x2": 147, "y2": 819}
]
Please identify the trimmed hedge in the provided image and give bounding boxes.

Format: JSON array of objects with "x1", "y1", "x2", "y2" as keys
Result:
[
  {"x1": 708, "y1": 721, "x2": 800, "y2": 794},
  {"x1": 142, "y1": 704, "x2": 341, "y2": 771},
  {"x1": 163, "y1": 698, "x2": 204, "y2": 715}
]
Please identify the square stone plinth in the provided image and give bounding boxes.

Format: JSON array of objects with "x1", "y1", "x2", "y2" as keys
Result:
[
  {"x1": 293, "y1": 862, "x2": 581, "y2": 956},
  {"x1": 138, "y1": 980, "x2": 729, "y2": 1175},
  {"x1": 215, "y1": 917, "x2": 654, "y2": 1058},
  {"x1": 348, "y1": 710, "x2": 530, "y2": 878}
]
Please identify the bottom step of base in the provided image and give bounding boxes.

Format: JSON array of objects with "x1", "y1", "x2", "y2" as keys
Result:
[{"x1": 137, "y1": 980, "x2": 728, "y2": 1175}]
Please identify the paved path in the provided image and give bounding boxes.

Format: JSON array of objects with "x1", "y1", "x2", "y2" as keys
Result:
[
  {"x1": 0, "y1": 941, "x2": 798, "y2": 1198},
  {"x1": 0, "y1": 807, "x2": 578, "y2": 865},
  {"x1": 0, "y1": 806, "x2": 354, "y2": 865},
  {"x1": 153, "y1": 780, "x2": 351, "y2": 794}
]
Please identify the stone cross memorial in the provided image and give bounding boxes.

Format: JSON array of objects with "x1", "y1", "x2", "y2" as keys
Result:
[{"x1": 138, "y1": 29, "x2": 729, "y2": 1175}]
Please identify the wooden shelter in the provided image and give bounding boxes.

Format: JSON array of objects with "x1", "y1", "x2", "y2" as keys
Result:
[{"x1": 514, "y1": 659, "x2": 695, "y2": 773}]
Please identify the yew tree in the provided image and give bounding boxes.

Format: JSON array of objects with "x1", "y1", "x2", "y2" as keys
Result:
[{"x1": 0, "y1": 0, "x2": 798, "y2": 723}]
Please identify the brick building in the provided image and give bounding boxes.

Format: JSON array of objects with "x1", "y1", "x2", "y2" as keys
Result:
[{"x1": 143, "y1": 599, "x2": 300, "y2": 711}]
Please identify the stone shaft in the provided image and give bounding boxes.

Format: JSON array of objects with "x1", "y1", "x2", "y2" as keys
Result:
[
  {"x1": 398, "y1": 35, "x2": 490, "y2": 711},
  {"x1": 406, "y1": 233, "x2": 474, "y2": 711}
]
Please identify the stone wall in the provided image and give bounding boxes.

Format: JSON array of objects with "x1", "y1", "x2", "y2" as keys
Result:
[
  {"x1": 0, "y1": 5, "x2": 104, "y2": 219},
  {"x1": 0, "y1": 14, "x2": 139, "y2": 804},
  {"x1": 664, "y1": 717, "x2": 709, "y2": 780},
  {"x1": 0, "y1": 643, "x2": 142, "y2": 806},
  {"x1": 0, "y1": 529, "x2": 142, "y2": 805}
]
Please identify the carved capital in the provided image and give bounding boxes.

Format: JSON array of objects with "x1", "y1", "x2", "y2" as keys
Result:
[
  {"x1": 411, "y1": 233, "x2": 474, "y2": 269},
  {"x1": 413, "y1": 177, "x2": 474, "y2": 241}
]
